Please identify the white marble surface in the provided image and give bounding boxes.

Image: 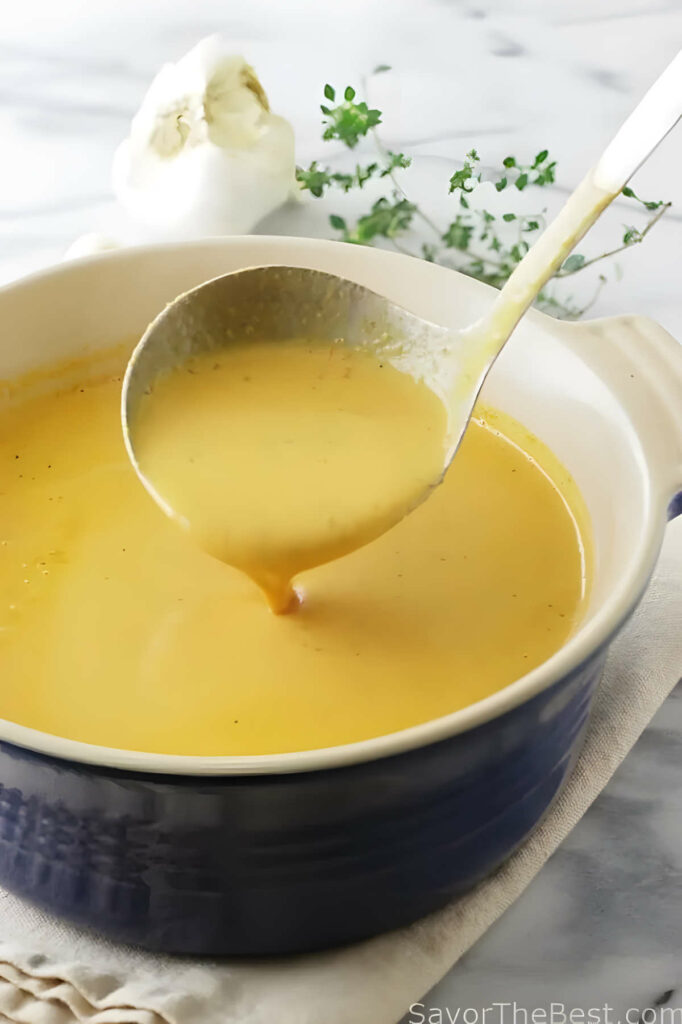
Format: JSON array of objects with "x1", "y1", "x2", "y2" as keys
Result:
[{"x1": 1, "y1": 0, "x2": 681, "y2": 1019}]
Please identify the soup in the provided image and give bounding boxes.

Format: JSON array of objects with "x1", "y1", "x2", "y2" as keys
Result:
[
  {"x1": 132, "y1": 340, "x2": 448, "y2": 613},
  {"x1": 0, "y1": 348, "x2": 590, "y2": 755}
]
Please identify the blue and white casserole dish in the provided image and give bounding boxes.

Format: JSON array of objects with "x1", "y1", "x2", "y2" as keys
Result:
[{"x1": 0, "y1": 236, "x2": 679, "y2": 954}]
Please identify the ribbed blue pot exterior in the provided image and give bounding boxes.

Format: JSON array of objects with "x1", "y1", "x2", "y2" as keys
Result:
[{"x1": 0, "y1": 650, "x2": 606, "y2": 955}]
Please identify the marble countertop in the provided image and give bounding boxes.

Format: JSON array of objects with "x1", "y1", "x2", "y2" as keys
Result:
[{"x1": 1, "y1": 0, "x2": 681, "y2": 1018}]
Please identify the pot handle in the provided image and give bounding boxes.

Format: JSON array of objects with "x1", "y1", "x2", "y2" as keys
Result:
[
  {"x1": 637, "y1": 317, "x2": 682, "y2": 521},
  {"x1": 560, "y1": 314, "x2": 682, "y2": 520}
]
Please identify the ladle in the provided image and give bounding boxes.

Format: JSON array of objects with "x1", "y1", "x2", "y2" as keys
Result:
[{"x1": 122, "y1": 51, "x2": 682, "y2": 609}]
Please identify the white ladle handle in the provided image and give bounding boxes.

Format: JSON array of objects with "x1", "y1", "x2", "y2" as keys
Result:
[
  {"x1": 467, "y1": 49, "x2": 682, "y2": 356},
  {"x1": 594, "y1": 49, "x2": 682, "y2": 192}
]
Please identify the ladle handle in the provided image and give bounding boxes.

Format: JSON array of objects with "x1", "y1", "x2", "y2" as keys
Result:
[
  {"x1": 593, "y1": 48, "x2": 682, "y2": 192},
  {"x1": 465, "y1": 49, "x2": 682, "y2": 357}
]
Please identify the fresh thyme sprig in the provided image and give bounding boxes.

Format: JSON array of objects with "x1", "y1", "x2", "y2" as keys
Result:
[
  {"x1": 295, "y1": 82, "x2": 671, "y2": 319},
  {"x1": 320, "y1": 84, "x2": 382, "y2": 147}
]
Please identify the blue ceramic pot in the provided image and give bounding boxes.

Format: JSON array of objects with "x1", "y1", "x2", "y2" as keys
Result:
[
  {"x1": 0, "y1": 239, "x2": 679, "y2": 954},
  {"x1": 0, "y1": 650, "x2": 606, "y2": 954}
]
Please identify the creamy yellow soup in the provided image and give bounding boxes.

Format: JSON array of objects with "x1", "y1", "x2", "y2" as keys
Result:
[
  {"x1": 132, "y1": 341, "x2": 448, "y2": 613},
  {"x1": 0, "y1": 348, "x2": 590, "y2": 756}
]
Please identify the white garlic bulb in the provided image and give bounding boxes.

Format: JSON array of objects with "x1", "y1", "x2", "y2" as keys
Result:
[{"x1": 112, "y1": 37, "x2": 296, "y2": 239}]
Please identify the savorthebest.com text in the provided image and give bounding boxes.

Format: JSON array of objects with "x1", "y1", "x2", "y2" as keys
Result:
[{"x1": 407, "y1": 1002, "x2": 682, "y2": 1024}]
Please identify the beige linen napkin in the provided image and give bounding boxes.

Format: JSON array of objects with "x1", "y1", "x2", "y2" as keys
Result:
[{"x1": 0, "y1": 520, "x2": 679, "y2": 1024}]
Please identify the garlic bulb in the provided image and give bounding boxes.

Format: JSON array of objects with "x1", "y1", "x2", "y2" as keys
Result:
[{"x1": 112, "y1": 37, "x2": 296, "y2": 238}]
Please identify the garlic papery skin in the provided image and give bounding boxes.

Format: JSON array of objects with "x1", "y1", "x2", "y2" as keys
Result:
[{"x1": 112, "y1": 37, "x2": 296, "y2": 239}]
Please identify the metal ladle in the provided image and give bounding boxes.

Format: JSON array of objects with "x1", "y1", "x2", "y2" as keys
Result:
[{"x1": 122, "y1": 52, "x2": 682, "y2": 589}]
